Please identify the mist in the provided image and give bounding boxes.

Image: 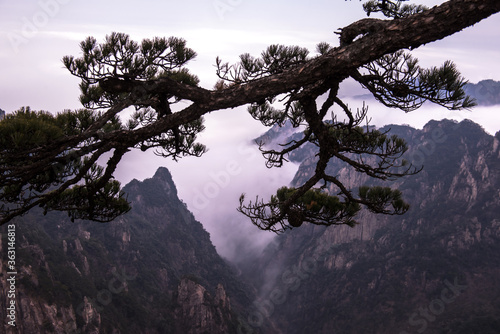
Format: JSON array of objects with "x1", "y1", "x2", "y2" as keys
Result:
[{"x1": 114, "y1": 106, "x2": 299, "y2": 262}]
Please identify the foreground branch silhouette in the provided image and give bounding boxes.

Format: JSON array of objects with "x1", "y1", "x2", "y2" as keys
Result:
[{"x1": 1, "y1": 0, "x2": 499, "y2": 230}]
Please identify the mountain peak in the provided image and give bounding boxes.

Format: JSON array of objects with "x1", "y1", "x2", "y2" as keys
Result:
[
  {"x1": 123, "y1": 166, "x2": 178, "y2": 208},
  {"x1": 153, "y1": 166, "x2": 173, "y2": 183}
]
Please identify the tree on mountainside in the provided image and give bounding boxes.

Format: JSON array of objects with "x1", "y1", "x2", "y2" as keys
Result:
[{"x1": 1, "y1": 0, "x2": 499, "y2": 231}]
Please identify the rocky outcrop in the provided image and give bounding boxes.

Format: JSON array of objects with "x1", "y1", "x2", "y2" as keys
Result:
[
  {"x1": 173, "y1": 278, "x2": 234, "y2": 334},
  {"x1": 0, "y1": 167, "x2": 253, "y2": 333}
]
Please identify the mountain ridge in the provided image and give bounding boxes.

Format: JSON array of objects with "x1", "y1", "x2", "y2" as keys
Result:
[{"x1": 240, "y1": 118, "x2": 500, "y2": 333}]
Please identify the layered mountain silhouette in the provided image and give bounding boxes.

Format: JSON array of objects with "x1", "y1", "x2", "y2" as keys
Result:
[
  {"x1": 242, "y1": 119, "x2": 500, "y2": 334},
  {"x1": 1, "y1": 118, "x2": 499, "y2": 333}
]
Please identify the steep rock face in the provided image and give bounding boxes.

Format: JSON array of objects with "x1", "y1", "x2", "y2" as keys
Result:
[
  {"x1": 173, "y1": 278, "x2": 234, "y2": 334},
  {"x1": 243, "y1": 119, "x2": 500, "y2": 334},
  {"x1": 0, "y1": 167, "x2": 253, "y2": 333}
]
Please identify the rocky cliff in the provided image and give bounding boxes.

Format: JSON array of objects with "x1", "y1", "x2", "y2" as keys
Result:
[
  {"x1": 0, "y1": 168, "x2": 254, "y2": 333},
  {"x1": 242, "y1": 119, "x2": 500, "y2": 333}
]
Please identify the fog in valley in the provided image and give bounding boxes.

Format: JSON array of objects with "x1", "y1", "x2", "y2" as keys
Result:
[{"x1": 114, "y1": 93, "x2": 500, "y2": 263}]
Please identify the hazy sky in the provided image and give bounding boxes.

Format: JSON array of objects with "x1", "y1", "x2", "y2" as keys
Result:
[{"x1": 1, "y1": 0, "x2": 499, "y2": 259}]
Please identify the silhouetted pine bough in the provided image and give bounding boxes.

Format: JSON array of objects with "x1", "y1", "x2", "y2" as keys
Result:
[{"x1": 1, "y1": 0, "x2": 498, "y2": 231}]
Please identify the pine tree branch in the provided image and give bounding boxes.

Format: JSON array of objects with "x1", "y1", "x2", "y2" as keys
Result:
[
  {"x1": 134, "y1": 0, "x2": 499, "y2": 134},
  {"x1": 2, "y1": 0, "x2": 499, "y2": 225}
]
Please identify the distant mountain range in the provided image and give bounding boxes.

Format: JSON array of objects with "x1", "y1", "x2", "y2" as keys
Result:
[
  {"x1": 352, "y1": 79, "x2": 500, "y2": 106},
  {"x1": 1, "y1": 118, "x2": 500, "y2": 333},
  {"x1": 464, "y1": 80, "x2": 500, "y2": 106}
]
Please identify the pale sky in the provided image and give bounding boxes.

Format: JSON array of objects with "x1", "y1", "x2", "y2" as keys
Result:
[
  {"x1": 2, "y1": 0, "x2": 499, "y2": 111},
  {"x1": 1, "y1": 0, "x2": 499, "y2": 258}
]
